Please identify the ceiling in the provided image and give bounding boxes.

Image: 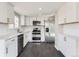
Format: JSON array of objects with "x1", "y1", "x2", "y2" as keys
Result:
[{"x1": 11, "y1": 2, "x2": 65, "y2": 16}]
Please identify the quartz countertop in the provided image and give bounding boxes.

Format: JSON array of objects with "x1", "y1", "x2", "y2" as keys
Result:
[
  {"x1": 0, "y1": 32, "x2": 23, "y2": 40},
  {"x1": 64, "y1": 33, "x2": 79, "y2": 40},
  {"x1": 0, "y1": 30, "x2": 31, "y2": 40}
]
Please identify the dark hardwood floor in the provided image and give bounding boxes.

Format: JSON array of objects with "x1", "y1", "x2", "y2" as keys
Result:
[{"x1": 18, "y1": 42, "x2": 64, "y2": 57}]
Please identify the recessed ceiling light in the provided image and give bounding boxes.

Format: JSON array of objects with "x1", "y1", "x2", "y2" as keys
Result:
[{"x1": 39, "y1": 8, "x2": 42, "y2": 11}]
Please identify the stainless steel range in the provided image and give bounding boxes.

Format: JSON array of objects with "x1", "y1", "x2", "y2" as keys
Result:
[
  {"x1": 32, "y1": 21, "x2": 41, "y2": 42},
  {"x1": 32, "y1": 28, "x2": 41, "y2": 40}
]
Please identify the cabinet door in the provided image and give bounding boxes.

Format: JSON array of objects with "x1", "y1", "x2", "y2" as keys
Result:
[
  {"x1": 0, "y1": 3, "x2": 14, "y2": 23},
  {"x1": 58, "y1": 5, "x2": 66, "y2": 24},
  {"x1": 40, "y1": 18, "x2": 44, "y2": 25},
  {"x1": 37, "y1": 17, "x2": 44, "y2": 25},
  {"x1": 65, "y1": 3, "x2": 77, "y2": 23},
  {"x1": 27, "y1": 31, "x2": 32, "y2": 42},
  {"x1": 58, "y1": 34, "x2": 66, "y2": 55},
  {"x1": 6, "y1": 37, "x2": 17, "y2": 57},
  {"x1": 0, "y1": 3, "x2": 8, "y2": 23},
  {"x1": 20, "y1": 16, "x2": 26, "y2": 25},
  {"x1": 76, "y1": 40, "x2": 79, "y2": 56},
  {"x1": 25, "y1": 29, "x2": 32, "y2": 42},
  {"x1": 7, "y1": 3, "x2": 14, "y2": 24},
  {"x1": 26, "y1": 17, "x2": 30, "y2": 25},
  {"x1": 65, "y1": 36, "x2": 76, "y2": 57},
  {"x1": 29, "y1": 17, "x2": 34, "y2": 26},
  {"x1": 59, "y1": 35, "x2": 76, "y2": 57},
  {"x1": 24, "y1": 33, "x2": 28, "y2": 47},
  {"x1": 58, "y1": 3, "x2": 77, "y2": 24}
]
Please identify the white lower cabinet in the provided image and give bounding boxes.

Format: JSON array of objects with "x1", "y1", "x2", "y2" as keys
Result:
[
  {"x1": 58, "y1": 34, "x2": 65, "y2": 55},
  {"x1": 58, "y1": 34, "x2": 78, "y2": 57},
  {"x1": 6, "y1": 37, "x2": 18, "y2": 57},
  {"x1": 0, "y1": 36, "x2": 18, "y2": 57},
  {"x1": 76, "y1": 40, "x2": 79, "y2": 56},
  {"x1": 64, "y1": 36, "x2": 76, "y2": 57},
  {"x1": 24, "y1": 33, "x2": 28, "y2": 47},
  {"x1": 23, "y1": 31, "x2": 31, "y2": 47}
]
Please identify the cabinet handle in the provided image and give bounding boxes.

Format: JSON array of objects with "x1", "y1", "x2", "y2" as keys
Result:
[
  {"x1": 6, "y1": 47, "x2": 8, "y2": 54},
  {"x1": 11, "y1": 39, "x2": 15, "y2": 41},
  {"x1": 64, "y1": 18, "x2": 67, "y2": 23},
  {"x1": 64, "y1": 37, "x2": 66, "y2": 41},
  {"x1": 7, "y1": 18, "x2": 10, "y2": 23}
]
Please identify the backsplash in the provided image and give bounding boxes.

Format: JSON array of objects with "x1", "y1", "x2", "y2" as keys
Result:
[
  {"x1": 0, "y1": 24, "x2": 17, "y2": 36},
  {"x1": 63, "y1": 23, "x2": 79, "y2": 36},
  {"x1": 0, "y1": 24, "x2": 9, "y2": 36}
]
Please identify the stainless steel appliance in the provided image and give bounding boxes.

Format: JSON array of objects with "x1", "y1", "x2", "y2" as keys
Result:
[
  {"x1": 32, "y1": 28, "x2": 41, "y2": 40},
  {"x1": 32, "y1": 21, "x2": 41, "y2": 42},
  {"x1": 45, "y1": 20, "x2": 55, "y2": 43},
  {"x1": 18, "y1": 34, "x2": 24, "y2": 55},
  {"x1": 33, "y1": 21, "x2": 41, "y2": 26}
]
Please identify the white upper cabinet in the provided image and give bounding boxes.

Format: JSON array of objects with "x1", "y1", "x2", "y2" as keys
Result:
[
  {"x1": 37, "y1": 17, "x2": 44, "y2": 25},
  {"x1": 20, "y1": 16, "x2": 35, "y2": 26},
  {"x1": 40, "y1": 17, "x2": 44, "y2": 25},
  {"x1": 76, "y1": 3, "x2": 79, "y2": 22},
  {"x1": 57, "y1": 3, "x2": 79, "y2": 24},
  {"x1": 26, "y1": 17, "x2": 35, "y2": 26},
  {"x1": 20, "y1": 15, "x2": 26, "y2": 26},
  {"x1": 0, "y1": 3, "x2": 8, "y2": 23},
  {"x1": 28, "y1": 17, "x2": 33, "y2": 26},
  {"x1": 0, "y1": 2, "x2": 14, "y2": 23},
  {"x1": 20, "y1": 16, "x2": 45, "y2": 26},
  {"x1": 57, "y1": 4, "x2": 66, "y2": 24},
  {"x1": 25, "y1": 17, "x2": 30, "y2": 26},
  {"x1": 65, "y1": 3, "x2": 77, "y2": 23},
  {"x1": 7, "y1": 3, "x2": 14, "y2": 24}
]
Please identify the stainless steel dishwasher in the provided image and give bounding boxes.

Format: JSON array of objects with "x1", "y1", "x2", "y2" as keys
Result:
[{"x1": 18, "y1": 34, "x2": 24, "y2": 55}]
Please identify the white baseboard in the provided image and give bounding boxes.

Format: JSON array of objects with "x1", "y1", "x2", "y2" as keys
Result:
[
  {"x1": 55, "y1": 45, "x2": 59, "y2": 51},
  {"x1": 55, "y1": 45, "x2": 66, "y2": 57}
]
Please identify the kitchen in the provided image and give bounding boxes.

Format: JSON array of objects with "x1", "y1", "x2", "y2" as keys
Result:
[
  {"x1": 0, "y1": 2, "x2": 56, "y2": 57},
  {"x1": 0, "y1": 2, "x2": 79, "y2": 57}
]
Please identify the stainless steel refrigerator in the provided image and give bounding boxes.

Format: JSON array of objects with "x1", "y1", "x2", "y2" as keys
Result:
[{"x1": 44, "y1": 20, "x2": 55, "y2": 43}]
